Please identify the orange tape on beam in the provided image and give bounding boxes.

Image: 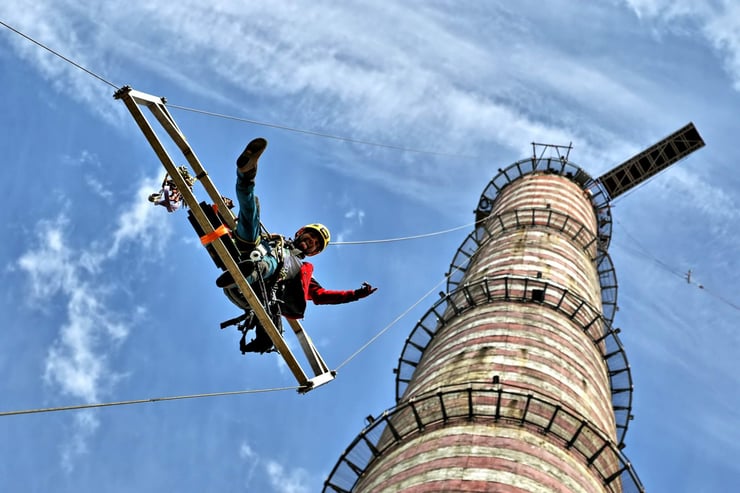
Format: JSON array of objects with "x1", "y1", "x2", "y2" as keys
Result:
[{"x1": 200, "y1": 224, "x2": 230, "y2": 245}]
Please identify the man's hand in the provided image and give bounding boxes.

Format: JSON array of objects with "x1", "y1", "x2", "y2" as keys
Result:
[{"x1": 354, "y1": 282, "x2": 378, "y2": 299}]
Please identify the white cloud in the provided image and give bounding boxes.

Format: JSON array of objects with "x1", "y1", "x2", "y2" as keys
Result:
[
  {"x1": 265, "y1": 460, "x2": 311, "y2": 493},
  {"x1": 703, "y1": 4, "x2": 740, "y2": 91},
  {"x1": 84, "y1": 176, "x2": 114, "y2": 201},
  {"x1": 0, "y1": 1, "x2": 643, "y2": 209},
  {"x1": 17, "y1": 216, "x2": 119, "y2": 473},
  {"x1": 60, "y1": 411, "x2": 100, "y2": 473},
  {"x1": 18, "y1": 215, "x2": 126, "y2": 403},
  {"x1": 335, "y1": 208, "x2": 366, "y2": 244},
  {"x1": 238, "y1": 440, "x2": 316, "y2": 492},
  {"x1": 239, "y1": 442, "x2": 256, "y2": 460},
  {"x1": 239, "y1": 441, "x2": 259, "y2": 485},
  {"x1": 623, "y1": 0, "x2": 698, "y2": 19},
  {"x1": 344, "y1": 209, "x2": 365, "y2": 224},
  {"x1": 109, "y1": 175, "x2": 172, "y2": 257},
  {"x1": 664, "y1": 166, "x2": 740, "y2": 223},
  {"x1": 622, "y1": 0, "x2": 740, "y2": 90},
  {"x1": 0, "y1": 4, "x2": 126, "y2": 125},
  {"x1": 17, "y1": 217, "x2": 78, "y2": 301},
  {"x1": 15, "y1": 172, "x2": 168, "y2": 471}
]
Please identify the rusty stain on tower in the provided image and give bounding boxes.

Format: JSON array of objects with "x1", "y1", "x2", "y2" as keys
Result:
[{"x1": 324, "y1": 124, "x2": 705, "y2": 493}]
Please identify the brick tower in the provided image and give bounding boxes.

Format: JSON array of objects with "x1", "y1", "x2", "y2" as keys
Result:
[{"x1": 324, "y1": 124, "x2": 704, "y2": 493}]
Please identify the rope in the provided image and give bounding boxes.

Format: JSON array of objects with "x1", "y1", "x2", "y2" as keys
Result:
[
  {"x1": 167, "y1": 103, "x2": 476, "y2": 159},
  {"x1": 336, "y1": 263, "x2": 462, "y2": 371},
  {"x1": 0, "y1": 20, "x2": 119, "y2": 90},
  {"x1": 613, "y1": 219, "x2": 740, "y2": 312},
  {"x1": 335, "y1": 276, "x2": 448, "y2": 370},
  {"x1": 0, "y1": 18, "x2": 480, "y2": 397},
  {"x1": 331, "y1": 221, "x2": 477, "y2": 245},
  {"x1": 1, "y1": 21, "x2": 479, "y2": 160},
  {"x1": 0, "y1": 386, "x2": 298, "y2": 417}
]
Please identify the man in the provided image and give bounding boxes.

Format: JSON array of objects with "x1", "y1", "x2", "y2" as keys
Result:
[{"x1": 218, "y1": 137, "x2": 377, "y2": 353}]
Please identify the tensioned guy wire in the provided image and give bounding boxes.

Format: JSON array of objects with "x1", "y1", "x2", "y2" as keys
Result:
[
  {"x1": 614, "y1": 219, "x2": 740, "y2": 312},
  {"x1": 167, "y1": 103, "x2": 477, "y2": 159},
  {"x1": 0, "y1": 20, "x2": 477, "y2": 160},
  {"x1": 335, "y1": 275, "x2": 448, "y2": 371},
  {"x1": 335, "y1": 259, "x2": 467, "y2": 371},
  {"x1": 331, "y1": 221, "x2": 478, "y2": 245},
  {"x1": 1, "y1": 265, "x2": 462, "y2": 416},
  {"x1": 9, "y1": 17, "x2": 730, "y2": 418},
  {"x1": 0, "y1": 20, "x2": 119, "y2": 89},
  {"x1": 0, "y1": 386, "x2": 299, "y2": 417}
]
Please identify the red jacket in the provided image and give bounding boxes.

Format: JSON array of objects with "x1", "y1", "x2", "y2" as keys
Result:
[{"x1": 281, "y1": 262, "x2": 360, "y2": 319}]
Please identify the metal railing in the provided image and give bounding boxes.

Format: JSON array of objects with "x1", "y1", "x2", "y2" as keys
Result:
[
  {"x1": 445, "y1": 207, "x2": 618, "y2": 325},
  {"x1": 474, "y1": 157, "x2": 613, "y2": 248},
  {"x1": 395, "y1": 276, "x2": 633, "y2": 445},
  {"x1": 324, "y1": 383, "x2": 644, "y2": 493}
]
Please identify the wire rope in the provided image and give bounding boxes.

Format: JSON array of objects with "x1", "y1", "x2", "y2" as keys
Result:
[
  {"x1": 331, "y1": 221, "x2": 477, "y2": 246},
  {"x1": 0, "y1": 20, "x2": 477, "y2": 160},
  {"x1": 2, "y1": 264, "x2": 464, "y2": 416},
  {"x1": 0, "y1": 386, "x2": 299, "y2": 417},
  {"x1": 613, "y1": 219, "x2": 740, "y2": 312},
  {"x1": 335, "y1": 275, "x2": 448, "y2": 371},
  {"x1": 335, "y1": 261, "x2": 464, "y2": 370},
  {"x1": 168, "y1": 103, "x2": 476, "y2": 159},
  {"x1": 0, "y1": 20, "x2": 119, "y2": 89}
]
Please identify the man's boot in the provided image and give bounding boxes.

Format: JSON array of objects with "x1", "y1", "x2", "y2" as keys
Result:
[{"x1": 236, "y1": 138, "x2": 268, "y2": 181}]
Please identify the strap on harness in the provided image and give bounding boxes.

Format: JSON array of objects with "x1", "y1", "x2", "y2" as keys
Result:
[{"x1": 200, "y1": 224, "x2": 230, "y2": 245}]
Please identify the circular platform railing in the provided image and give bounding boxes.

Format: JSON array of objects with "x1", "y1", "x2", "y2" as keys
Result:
[
  {"x1": 445, "y1": 207, "x2": 618, "y2": 325},
  {"x1": 474, "y1": 156, "x2": 613, "y2": 248},
  {"x1": 324, "y1": 383, "x2": 644, "y2": 493},
  {"x1": 395, "y1": 275, "x2": 634, "y2": 445}
]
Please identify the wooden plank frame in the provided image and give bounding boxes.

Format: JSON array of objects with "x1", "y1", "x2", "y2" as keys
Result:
[{"x1": 114, "y1": 86, "x2": 335, "y2": 393}]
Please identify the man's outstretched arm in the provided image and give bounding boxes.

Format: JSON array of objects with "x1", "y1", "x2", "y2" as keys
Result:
[{"x1": 308, "y1": 279, "x2": 377, "y2": 305}]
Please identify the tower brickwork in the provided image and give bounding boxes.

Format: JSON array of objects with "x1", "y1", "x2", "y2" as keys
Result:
[
  {"x1": 326, "y1": 125, "x2": 705, "y2": 493},
  {"x1": 325, "y1": 155, "x2": 644, "y2": 493}
]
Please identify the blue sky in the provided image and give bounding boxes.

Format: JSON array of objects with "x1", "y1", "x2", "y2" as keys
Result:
[{"x1": 1, "y1": 1, "x2": 739, "y2": 492}]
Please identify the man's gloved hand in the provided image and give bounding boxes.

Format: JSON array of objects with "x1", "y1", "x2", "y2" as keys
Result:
[{"x1": 354, "y1": 282, "x2": 378, "y2": 299}]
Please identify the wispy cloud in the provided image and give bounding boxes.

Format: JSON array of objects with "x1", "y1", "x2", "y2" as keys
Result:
[
  {"x1": 239, "y1": 439, "x2": 315, "y2": 493},
  {"x1": 335, "y1": 207, "x2": 366, "y2": 244},
  {"x1": 15, "y1": 172, "x2": 168, "y2": 470},
  {"x1": 265, "y1": 460, "x2": 312, "y2": 493},
  {"x1": 109, "y1": 175, "x2": 170, "y2": 256},
  {"x1": 622, "y1": 0, "x2": 740, "y2": 90},
  {"x1": 239, "y1": 441, "x2": 259, "y2": 485},
  {"x1": 344, "y1": 209, "x2": 365, "y2": 223},
  {"x1": 84, "y1": 175, "x2": 114, "y2": 201},
  {"x1": 60, "y1": 411, "x2": 100, "y2": 473},
  {"x1": 663, "y1": 166, "x2": 740, "y2": 224},
  {"x1": 0, "y1": 4, "x2": 126, "y2": 124},
  {"x1": 0, "y1": 1, "x2": 657, "y2": 209}
]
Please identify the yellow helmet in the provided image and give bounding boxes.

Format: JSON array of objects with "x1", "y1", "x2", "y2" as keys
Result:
[{"x1": 295, "y1": 223, "x2": 331, "y2": 256}]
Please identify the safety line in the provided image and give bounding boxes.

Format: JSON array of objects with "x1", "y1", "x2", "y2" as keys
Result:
[
  {"x1": 613, "y1": 219, "x2": 740, "y2": 312},
  {"x1": 1, "y1": 20, "x2": 482, "y2": 160},
  {"x1": 1, "y1": 19, "x2": 479, "y2": 159},
  {"x1": 331, "y1": 221, "x2": 477, "y2": 245},
  {"x1": 2, "y1": 18, "x2": 478, "y2": 394},
  {"x1": 167, "y1": 103, "x2": 476, "y2": 159},
  {"x1": 335, "y1": 265, "x2": 461, "y2": 371},
  {"x1": 0, "y1": 20, "x2": 119, "y2": 89},
  {"x1": 0, "y1": 386, "x2": 298, "y2": 417}
]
